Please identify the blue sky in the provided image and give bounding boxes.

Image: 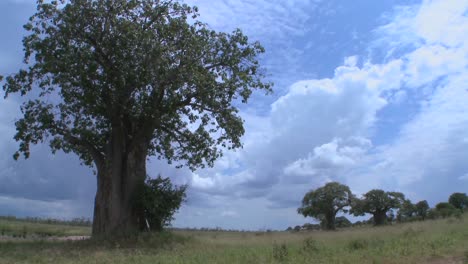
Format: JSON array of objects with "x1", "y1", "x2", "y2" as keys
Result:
[{"x1": 1, "y1": 0, "x2": 468, "y2": 230}]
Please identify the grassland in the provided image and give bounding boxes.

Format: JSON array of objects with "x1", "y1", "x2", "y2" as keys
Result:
[{"x1": 0, "y1": 215, "x2": 467, "y2": 264}]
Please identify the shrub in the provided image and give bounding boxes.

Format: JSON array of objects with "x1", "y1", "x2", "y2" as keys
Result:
[
  {"x1": 134, "y1": 175, "x2": 187, "y2": 232},
  {"x1": 272, "y1": 243, "x2": 288, "y2": 262},
  {"x1": 302, "y1": 238, "x2": 320, "y2": 252},
  {"x1": 435, "y1": 202, "x2": 458, "y2": 218},
  {"x1": 348, "y1": 239, "x2": 369, "y2": 250}
]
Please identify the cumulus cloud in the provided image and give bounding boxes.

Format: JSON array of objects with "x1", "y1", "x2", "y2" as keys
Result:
[
  {"x1": 283, "y1": 137, "x2": 371, "y2": 181},
  {"x1": 182, "y1": 0, "x2": 468, "y2": 213},
  {"x1": 347, "y1": 0, "x2": 468, "y2": 200}
]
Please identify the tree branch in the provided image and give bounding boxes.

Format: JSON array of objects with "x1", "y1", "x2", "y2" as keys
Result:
[{"x1": 54, "y1": 125, "x2": 106, "y2": 170}]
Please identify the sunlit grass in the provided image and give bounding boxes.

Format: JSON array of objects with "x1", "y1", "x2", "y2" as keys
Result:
[{"x1": 0, "y1": 214, "x2": 467, "y2": 263}]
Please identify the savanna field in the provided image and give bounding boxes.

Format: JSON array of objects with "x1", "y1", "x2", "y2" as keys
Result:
[{"x1": 1, "y1": 215, "x2": 467, "y2": 264}]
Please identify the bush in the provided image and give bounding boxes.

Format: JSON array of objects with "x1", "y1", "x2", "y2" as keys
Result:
[
  {"x1": 135, "y1": 175, "x2": 187, "y2": 232},
  {"x1": 435, "y1": 202, "x2": 458, "y2": 218},
  {"x1": 302, "y1": 238, "x2": 320, "y2": 252},
  {"x1": 272, "y1": 243, "x2": 288, "y2": 262},
  {"x1": 348, "y1": 239, "x2": 369, "y2": 250}
]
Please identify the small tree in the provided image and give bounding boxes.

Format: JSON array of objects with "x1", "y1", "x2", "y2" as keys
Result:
[
  {"x1": 435, "y1": 202, "x2": 458, "y2": 218},
  {"x1": 415, "y1": 200, "x2": 429, "y2": 220},
  {"x1": 134, "y1": 175, "x2": 186, "y2": 231},
  {"x1": 397, "y1": 199, "x2": 416, "y2": 222},
  {"x1": 351, "y1": 189, "x2": 405, "y2": 226},
  {"x1": 298, "y1": 182, "x2": 353, "y2": 230},
  {"x1": 448, "y1": 193, "x2": 468, "y2": 212}
]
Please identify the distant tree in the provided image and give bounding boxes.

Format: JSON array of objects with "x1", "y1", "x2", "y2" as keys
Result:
[
  {"x1": 397, "y1": 199, "x2": 416, "y2": 222},
  {"x1": 435, "y1": 202, "x2": 458, "y2": 218},
  {"x1": 302, "y1": 223, "x2": 321, "y2": 231},
  {"x1": 351, "y1": 189, "x2": 405, "y2": 226},
  {"x1": 353, "y1": 221, "x2": 363, "y2": 227},
  {"x1": 134, "y1": 175, "x2": 186, "y2": 231},
  {"x1": 293, "y1": 225, "x2": 302, "y2": 232},
  {"x1": 3, "y1": 0, "x2": 271, "y2": 237},
  {"x1": 298, "y1": 182, "x2": 354, "y2": 230},
  {"x1": 335, "y1": 216, "x2": 352, "y2": 228},
  {"x1": 448, "y1": 193, "x2": 468, "y2": 212},
  {"x1": 415, "y1": 200, "x2": 430, "y2": 220}
]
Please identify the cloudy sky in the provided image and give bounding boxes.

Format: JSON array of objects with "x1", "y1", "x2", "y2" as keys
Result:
[{"x1": 1, "y1": 0, "x2": 468, "y2": 230}]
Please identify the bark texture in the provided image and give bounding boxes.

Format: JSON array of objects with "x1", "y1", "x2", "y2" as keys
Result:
[
  {"x1": 373, "y1": 211, "x2": 387, "y2": 226},
  {"x1": 92, "y1": 131, "x2": 147, "y2": 237},
  {"x1": 325, "y1": 212, "x2": 336, "y2": 230}
]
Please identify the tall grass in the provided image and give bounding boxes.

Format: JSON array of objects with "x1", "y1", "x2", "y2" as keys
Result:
[{"x1": 0, "y1": 214, "x2": 467, "y2": 264}]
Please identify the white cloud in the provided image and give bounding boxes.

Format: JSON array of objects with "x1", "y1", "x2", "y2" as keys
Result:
[
  {"x1": 186, "y1": 56, "x2": 404, "y2": 203},
  {"x1": 183, "y1": 0, "x2": 468, "y2": 210},
  {"x1": 347, "y1": 0, "x2": 468, "y2": 199},
  {"x1": 191, "y1": 173, "x2": 216, "y2": 190},
  {"x1": 284, "y1": 137, "x2": 371, "y2": 180}
]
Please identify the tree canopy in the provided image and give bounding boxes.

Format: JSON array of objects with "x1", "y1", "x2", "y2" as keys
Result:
[
  {"x1": 396, "y1": 199, "x2": 413, "y2": 221},
  {"x1": 351, "y1": 189, "x2": 405, "y2": 226},
  {"x1": 2, "y1": 0, "x2": 271, "y2": 237},
  {"x1": 3, "y1": 0, "x2": 271, "y2": 169},
  {"x1": 414, "y1": 200, "x2": 429, "y2": 220},
  {"x1": 298, "y1": 182, "x2": 353, "y2": 230},
  {"x1": 448, "y1": 193, "x2": 468, "y2": 212}
]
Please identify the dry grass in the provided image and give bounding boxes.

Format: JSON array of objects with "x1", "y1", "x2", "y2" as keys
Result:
[{"x1": 0, "y1": 215, "x2": 467, "y2": 263}]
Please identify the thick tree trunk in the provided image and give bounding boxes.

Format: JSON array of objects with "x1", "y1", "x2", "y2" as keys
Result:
[
  {"x1": 92, "y1": 134, "x2": 147, "y2": 238},
  {"x1": 325, "y1": 213, "x2": 336, "y2": 230},
  {"x1": 373, "y1": 211, "x2": 387, "y2": 226}
]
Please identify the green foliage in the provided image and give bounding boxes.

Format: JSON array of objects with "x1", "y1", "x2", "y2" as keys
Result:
[
  {"x1": 415, "y1": 200, "x2": 430, "y2": 220},
  {"x1": 448, "y1": 192, "x2": 468, "y2": 211},
  {"x1": 301, "y1": 238, "x2": 320, "y2": 253},
  {"x1": 135, "y1": 175, "x2": 187, "y2": 231},
  {"x1": 351, "y1": 189, "x2": 405, "y2": 226},
  {"x1": 348, "y1": 238, "x2": 369, "y2": 250},
  {"x1": 434, "y1": 202, "x2": 459, "y2": 218},
  {"x1": 272, "y1": 243, "x2": 288, "y2": 262},
  {"x1": 298, "y1": 182, "x2": 353, "y2": 230},
  {"x1": 302, "y1": 223, "x2": 320, "y2": 231},
  {"x1": 335, "y1": 216, "x2": 352, "y2": 228},
  {"x1": 398, "y1": 199, "x2": 416, "y2": 222},
  {"x1": 3, "y1": 0, "x2": 271, "y2": 170}
]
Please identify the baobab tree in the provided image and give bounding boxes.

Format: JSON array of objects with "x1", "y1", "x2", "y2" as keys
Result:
[{"x1": 2, "y1": 0, "x2": 271, "y2": 237}]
